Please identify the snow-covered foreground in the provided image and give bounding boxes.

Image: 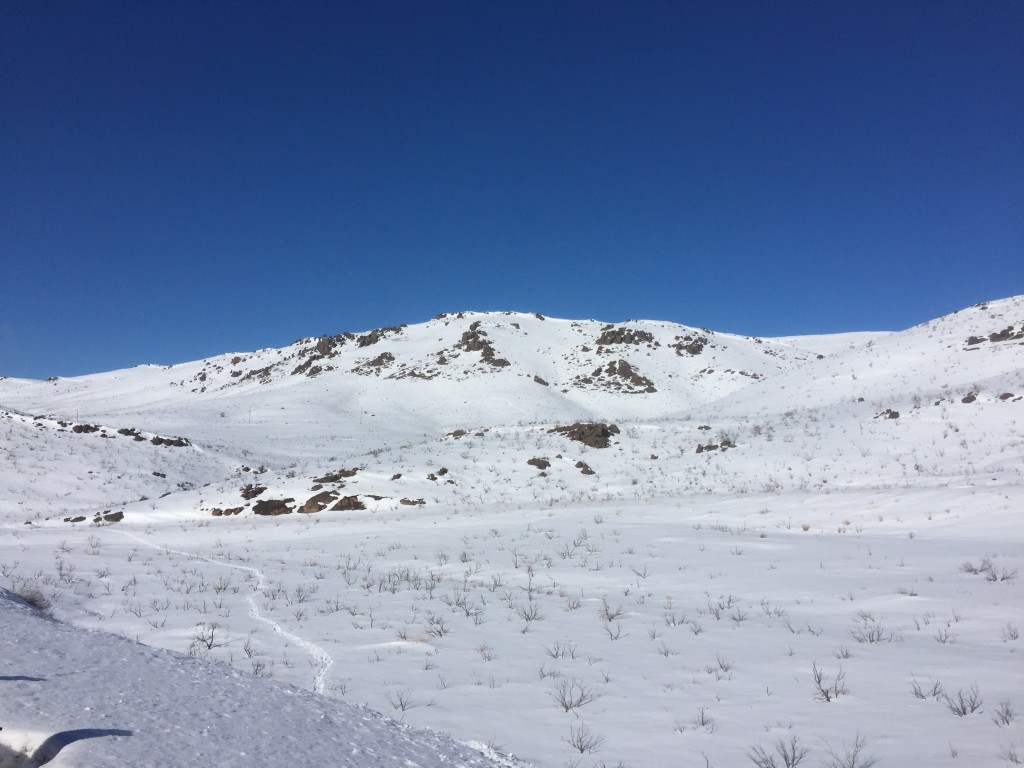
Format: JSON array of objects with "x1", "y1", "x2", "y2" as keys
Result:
[
  {"x1": 0, "y1": 587, "x2": 525, "y2": 767},
  {"x1": 1, "y1": 298, "x2": 1022, "y2": 766},
  {"x1": 3, "y1": 488, "x2": 1021, "y2": 766}
]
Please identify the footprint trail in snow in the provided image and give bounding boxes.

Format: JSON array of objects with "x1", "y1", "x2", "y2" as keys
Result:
[{"x1": 116, "y1": 530, "x2": 334, "y2": 694}]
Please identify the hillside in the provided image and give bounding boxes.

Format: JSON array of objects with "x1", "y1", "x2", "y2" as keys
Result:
[
  {"x1": 0, "y1": 588, "x2": 525, "y2": 768},
  {"x1": 1, "y1": 298, "x2": 1022, "y2": 767},
  {"x1": 1, "y1": 299, "x2": 1020, "y2": 525}
]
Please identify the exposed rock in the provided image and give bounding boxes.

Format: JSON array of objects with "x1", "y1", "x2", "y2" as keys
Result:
[
  {"x1": 253, "y1": 499, "x2": 294, "y2": 516},
  {"x1": 990, "y1": 325, "x2": 1024, "y2": 342},
  {"x1": 315, "y1": 335, "x2": 346, "y2": 357},
  {"x1": 300, "y1": 491, "x2": 338, "y2": 513},
  {"x1": 595, "y1": 327, "x2": 654, "y2": 346},
  {"x1": 457, "y1": 329, "x2": 509, "y2": 367},
  {"x1": 357, "y1": 325, "x2": 405, "y2": 348},
  {"x1": 399, "y1": 498, "x2": 426, "y2": 506},
  {"x1": 575, "y1": 460, "x2": 595, "y2": 475},
  {"x1": 874, "y1": 409, "x2": 901, "y2": 419},
  {"x1": 549, "y1": 422, "x2": 620, "y2": 449},
  {"x1": 672, "y1": 333, "x2": 709, "y2": 356},
  {"x1": 353, "y1": 351, "x2": 395, "y2": 375},
  {"x1": 965, "y1": 325, "x2": 1024, "y2": 347},
  {"x1": 533, "y1": 375, "x2": 549, "y2": 386},
  {"x1": 528, "y1": 457, "x2": 551, "y2": 470},
  {"x1": 151, "y1": 436, "x2": 190, "y2": 447},
  {"x1": 331, "y1": 495, "x2": 366, "y2": 511},
  {"x1": 314, "y1": 468, "x2": 358, "y2": 484},
  {"x1": 241, "y1": 365, "x2": 274, "y2": 384},
  {"x1": 572, "y1": 359, "x2": 656, "y2": 393},
  {"x1": 102, "y1": 511, "x2": 124, "y2": 523},
  {"x1": 240, "y1": 484, "x2": 267, "y2": 500},
  {"x1": 961, "y1": 393, "x2": 977, "y2": 404},
  {"x1": 601, "y1": 360, "x2": 656, "y2": 392}
]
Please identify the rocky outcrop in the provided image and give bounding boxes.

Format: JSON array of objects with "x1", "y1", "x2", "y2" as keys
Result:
[
  {"x1": 595, "y1": 327, "x2": 654, "y2": 346},
  {"x1": 300, "y1": 491, "x2": 338, "y2": 513},
  {"x1": 549, "y1": 422, "x2": 620, "y2": 449},
  {"x1": 330, "y1": 495, "x2": 365, "y2": 511},
  {"x1": 253, "y1": 499, "x2": 294, "y2": 516}
]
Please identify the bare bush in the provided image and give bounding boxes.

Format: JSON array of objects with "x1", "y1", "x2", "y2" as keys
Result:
[
  {"x1": 515, "y1": 602, "x2": 543, "y2": 623},
  {"x1": 821, "y1": 733, "x2": 878, "y2": 768},
  {"x1": 943, "y1": 683, "x2": 983, "y2": 716},
  {"x1": 385, "y1": 689, "x2": 416, "y2": 711},
  {"x1": 188, "y1": 622, "x2": 228, "y2": 656},
  {"x1": 911, "y1": 678, "x2": 943, "y2": 700},
  {"x1": 599, "y1": 596, "x2": 625, "y2": 622},
  {"x1": 812, "y1": 662, "x2": 847, "y2": 702},
  {"x1": 425, "y1": 612, "x2": 449, "y2": 637},
  {"x1": 850, "y1": 618, "x2": 896, "y2": 644},
  {"x1": 961, "y1": 557, "x2": 1018, "y2": 582},
  {"x1": 1000, "y1": 745, "x2": 1022, "y2": 765},
  {"x1": 563, "y1": 721, "x2": 605, "y2": 754},
  {"x1": 992, "y1": 698, "x2": 1016, "y2": 726},
  {"x1": 552, "y1": 679, "x2": 602, "y2": 712},
  {"x1": 748, "y1": 734, "x2": 810, "y2": 768}
]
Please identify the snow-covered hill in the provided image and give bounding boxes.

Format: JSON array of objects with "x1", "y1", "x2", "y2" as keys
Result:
[
  {"x1": 1, "y1": 298, "x2": 1022, "y2": 767},
  {"x1": 1, "y1": 299, "x2": 1020, "y2": 524}
]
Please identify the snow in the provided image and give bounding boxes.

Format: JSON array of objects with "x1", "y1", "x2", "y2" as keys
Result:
[
  {"x1": 0, "y1": 588, "x2": 526, "y2": 767},
  {"x1": 1, "y1": 298, "x2": 1022, "y2": 766}
]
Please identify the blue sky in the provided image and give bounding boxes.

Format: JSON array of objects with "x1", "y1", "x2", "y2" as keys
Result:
[{"x1": 2, "y1": 1, "x2": 1022, "y2": 379}]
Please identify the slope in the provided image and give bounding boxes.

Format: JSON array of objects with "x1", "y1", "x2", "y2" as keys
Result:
[{"x1": 0, "y1": 588, "x2": 527, "y2": 768}]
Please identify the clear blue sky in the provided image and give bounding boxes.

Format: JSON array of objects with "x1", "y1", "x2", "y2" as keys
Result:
[{"x1": 2, "y1": 1, "x2": 1022, "y2": 378}]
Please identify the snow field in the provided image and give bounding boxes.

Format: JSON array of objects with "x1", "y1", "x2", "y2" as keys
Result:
[{"x1": 4, "y1": 486, "x2": 1020, "y2": 767}]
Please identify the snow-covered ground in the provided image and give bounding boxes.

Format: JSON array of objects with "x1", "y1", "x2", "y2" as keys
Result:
[{"x1": 1, "y1": 298, "x2": 1022, "y2": 766}]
